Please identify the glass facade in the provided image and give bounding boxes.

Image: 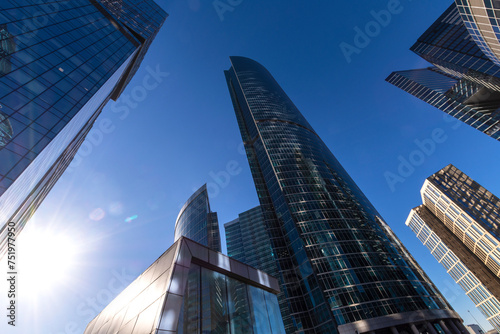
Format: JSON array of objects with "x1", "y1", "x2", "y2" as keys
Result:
[
  {"x1": 423, "y1": 165, "x2": 500, "y2": 277},
  {"x1": 225, "y1": 206, "x2": 294, "y2": 332},
  {"x1": 407, "y1": 206, "x2": 500, "y2": 331},
  {"x1": 225, "y1": 56, "x2": 463, "y2": 334},
  {"x1": 386, "y1": 3, "x2": 500, "y2": 141},
  {"x1": 406, "y1": 164, "x2": 500, "y2": 331},
  {"x1": 174, "y1": 184, "x2": 221, "y2": 252},
  {"x1": 84, "y1": 237, "x2": 285, "y2": 334},
  {"x1": 0, "y1": 0, "x2": 167, "y2": 258},
  {"x1": 424, "y1": 164, "x2": 500, "y2": 240},
  {"x1": 177, "y1": 264, "x2": 284, "y2": 334},
  {"x1": 225, "y1": 206, "x2": 277, "y2": 277},
  {"x1": 455, "y1": 0, "x2": 500, "y2": 67}
]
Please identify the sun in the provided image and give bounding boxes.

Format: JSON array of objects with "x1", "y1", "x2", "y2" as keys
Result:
[{"x1": 16, "y1": 224, "x2": 81, "y2": 295}]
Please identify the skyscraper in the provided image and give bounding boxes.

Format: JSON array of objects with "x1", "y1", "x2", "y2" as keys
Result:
[
  {"x1": 386, "y1": 2, "x2": 500, "y2": 141},
  {"x1": 83, "y1": 237, "x2": 286, "y2": 334},
  {"x1": 455, "y1": 0, "x2": 500, "y2": 67},
  {"x1": 225, "y1": 206, "x2": 277, "y2": 279},
  {"x1": 225, "y1": 56, "x2": 466, "y2": 334},
  {"x1": 406, "y1": 164, "x2": 500, "y2": 331},
  {"x1": 0, "y1": 0, "x2": 167, "y2": 257},
  {"x1": 225, "y1": 206, "x2": 293, "y2": 331},
  {"x1": 174, "y1": 184, "x2": 221, "y2": 252}
]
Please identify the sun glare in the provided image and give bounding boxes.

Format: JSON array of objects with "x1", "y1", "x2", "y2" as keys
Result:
[{"x1": 18, "y1": 226, "x2": 80, "y2": 295}]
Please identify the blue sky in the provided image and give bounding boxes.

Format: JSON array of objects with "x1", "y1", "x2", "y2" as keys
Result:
[{"x1": 2, "y1": 0, "x2": 500, "y2": 332}]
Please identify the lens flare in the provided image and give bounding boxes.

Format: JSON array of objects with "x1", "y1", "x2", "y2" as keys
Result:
[
  {"x1": 89, "y1": 208, "x2": 106, "y2": 221},
  {"x1": 125, "y1": 215, "x2": 138, "y2": 223}
]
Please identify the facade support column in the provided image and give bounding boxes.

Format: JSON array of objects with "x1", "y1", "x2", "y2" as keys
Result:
[
  {"x1": 438, "y1": 320, "x2": 453, "y2": 334},
  {"x1": 426, "y1": 321, "x2": 438, "y2": 334},
  {"x1": 452, "y1": 319, "x2": 468, "y2": 333},
  {"x1": 446, "y1": 319, "x2": 462, "y2": 334},
  {"x1": 410, "y1": 324, "x2": 420, "y2": 334},
  {"x1": 390, "y1": 326, "x2": 399, "y2": 334}
]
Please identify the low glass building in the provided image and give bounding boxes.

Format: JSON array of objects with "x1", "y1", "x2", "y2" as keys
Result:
[{"x1": 83, "y1": 237, "x2": 285, "y2": 334}]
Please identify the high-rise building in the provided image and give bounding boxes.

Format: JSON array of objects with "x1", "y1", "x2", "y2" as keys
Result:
[
  {"x1": 386, "y1": 2, "x2": 500, "y2": 141},
  {"x1": 0, "y1": 0, "x2": 167, "y2": 257},
  {"x1": 455, "y1": 0, "x2": 500, "y2": 67},
  {"x1": 466, "y1": 324, "x2": 486, "y2": 334},
  {"x1": 83, "y1": 237, "x2": 286, "y2": 334},
  {"x1": 406, "y1": 164, "x2": 500, "y2": 331},
  {"x1": 225, "y1": 56, "x2": 466, "y2": 334},
  {"x1": 225, "y1": 206, "x2": 277, "y2": 279},
  {"x1": 174, "y1": 184, "x2": 221, "y2": 252},
  {"x1": 225, "y1": 206, "x2": 293, "y2": 330}
]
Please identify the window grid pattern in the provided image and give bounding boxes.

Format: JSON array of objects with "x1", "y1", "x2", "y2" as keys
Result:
[
  {"x1": 407, "y1": 208, "x2": 500, "y2": 331},
  {"x1": 0, "y1": 49, "x2": 136, "y2": 259},
  {"x1": 0, "y1": 0, "x2": 167, "y2": 259},
  {"x1": 226, "y1": 56, "x2": 456, "y2": 333},
  {"x1": 456, "y1": 0, "x2": 500, "y2": 67},
  {"x1": 224, "y1": 207, "x2": 292, "y2": 333},
  {"x1": 422, "y1": 165, "x2": 500, "y2": 278},
  {"x1": 386, "y1": 70, "x2": 500, "y2": 140},
  {"x1": 386, "y1": 3, "x2": 500, "y2": 142},
  {"x1": 0, "y1": 0, "x2": 137, "y2": 190}
]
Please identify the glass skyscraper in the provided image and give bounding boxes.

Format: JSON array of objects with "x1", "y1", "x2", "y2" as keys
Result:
[
  {"x1": 225, "y1": 206, "x2": 294, "y2": 331},
  {"x1": 386, "y1": 3, "x2": 500, "y2": 141},
  {"x1": 225, "y1": 56, "x2": 466, "y2": 334},
  {"x1": 174, "y1": 184, "x2": 221, "y2": 252},
  {"x1": 0, "y1": 0, "x2": 167, "y2": 258},
  {"x1": 455, "y1": 0, "x2": 500, "y2": 67},
  {"x1": 84, "y1": 237, "x2": 286, "y2": 334},
  {"x1": 225, "y1": 206, "x2": 277, "y2": 279},
  {"x1": 406, "y1": 165, "x2": 500, "y2": 331}
]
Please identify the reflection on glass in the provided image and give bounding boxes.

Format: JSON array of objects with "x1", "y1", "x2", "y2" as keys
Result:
[
  {"x1": 227, "y1": 276, "x2": 252, "y2": 333},
  {"x1": 178, "y1": 264, "x2": 200, "y2": 334},
  {"x1": 201, "y1": 267, "x2": 228, "y2": 334},
  {"x1": 0, "y1": 24, "x2": 15, "y2": 75},
  {"x1": 248, "y1": 286, "x2": 272, "y2": 334},
  {"x1": 177, "y1": 264, "x2": 285, "y2": 334},
  {"x1": 0, "y1": 111, "x2": 13, "y2": 148}
]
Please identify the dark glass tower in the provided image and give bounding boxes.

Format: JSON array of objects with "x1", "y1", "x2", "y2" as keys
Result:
[
  {"x1": 174, "y1": 184, "x2": 221, "y2": 252},
  {"x1": 225, "y1": 206, "x2": 277, "y2": 277},
  {"x1": 225, "y1": 206, "x2": 293, "y2": 330},
  {"x1": 386, "y1": 3, "x2": 500, "y2": 141},
  {"x1": 225, "y1": 56, "x2": 466, "y2": 334},
  {"x1": 0, "y1": 0, "x2": 167, "y2": 258},
  {"x1": 406, "y1": 165, "x2": 500, "y2": 330}
]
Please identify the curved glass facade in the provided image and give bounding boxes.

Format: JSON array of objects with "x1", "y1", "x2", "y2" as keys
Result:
[
  {"x1": 225, "y1": 56, "x2": 462, "y2": 333},
  {"x1": 456, "y1": 0, "x2": 500, "y2": 67},
  {"x1": 174, "y1": 184, "x2": 221, "y2": 252}
]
